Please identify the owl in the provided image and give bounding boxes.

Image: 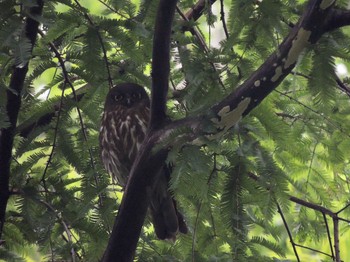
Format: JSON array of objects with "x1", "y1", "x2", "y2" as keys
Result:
[{"x1": 99, "y1": 83, "x2": 187, "y2": 240}]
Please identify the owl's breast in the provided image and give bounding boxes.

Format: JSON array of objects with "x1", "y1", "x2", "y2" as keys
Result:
[{"x1": 99, "y1": 107, "x2": 149, "y2": 186}]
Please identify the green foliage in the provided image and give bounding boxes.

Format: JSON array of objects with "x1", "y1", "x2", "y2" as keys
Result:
[{"x1": 1, "y1": 0, "x2": 350, "y2": 261}]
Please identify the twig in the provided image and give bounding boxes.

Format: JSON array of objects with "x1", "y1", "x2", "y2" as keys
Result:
[
  {"x1": 38, "y1": 199, "x2": 80, "y2": 261},
  {"x1": 292, "y1": 68, "x2": 350, "y2": 99},
  {"x1": 277, "y1": 203, "x2": 300, "y2": 261},
  {"x1": 219, "y1": 0, "x2": 229, "y2": 39},
  {"x1": 40, "y1": 83, "x2": 66, "y2": 186},
  {"x1": 334, "y1": 215, "x2": 340, "y2": 262},
  {"x1": 338, "y1": 216, "x2": 350, "y2": 224},
  {"x1": 192, "y1": 153, "x2": 218, "y2": 261},
  {"x1": 336, "y1": 202, "x2": 350, "y2": 215},
  {"x1": 305, "y1": 142, "x2": 318, "y2": 192},
  {"x1": 289, "y1": 196, "x2": 333, "y2": 217},
  {"x1": 335, "y1": 75, "x2": 350, "y2": 97},
  {"x1": 17, "y1": 86, "x2": 87, "y2": 138},
  {"x1": 177, "y1": 6, "x2": 209, "y2": 53},
  {"x1": 323, "y1": 213, "x2": 335, "y2": 259},
  {"x1": 97, "y1": 0, "x2": 130, "y2": 19},
  {"x1": 274, "y1": 89, "x2": 350, "y2": 139},
  {"x1": 294, "y1": 243, "x2": 334, "y2": 258}
]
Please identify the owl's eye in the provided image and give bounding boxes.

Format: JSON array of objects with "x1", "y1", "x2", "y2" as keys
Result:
[
  {"x1": 131, "y1": 92, "x2": 141, "y2": 99},
  {"x1": 114, "y1": 94, "x2": 123, "y2": 101}
]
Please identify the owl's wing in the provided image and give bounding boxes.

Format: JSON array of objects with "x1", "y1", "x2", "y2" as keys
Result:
[{"x1": 149, "y1": 165, "x2": 188, "y2": 240}]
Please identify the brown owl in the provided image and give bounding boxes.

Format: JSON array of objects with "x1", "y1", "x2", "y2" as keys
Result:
[{"x1": 99, "y1": 83, "x2": 187, "y2": 240}]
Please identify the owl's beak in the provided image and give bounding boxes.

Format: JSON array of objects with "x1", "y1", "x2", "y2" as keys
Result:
[{"x1": 126, "y1": 97, "x2": 131, "y2": 106}]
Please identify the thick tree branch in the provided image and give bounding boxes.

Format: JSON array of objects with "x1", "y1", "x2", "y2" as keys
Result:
[
  {"x1": 208, "y1": 0, "x2": 336, "y2": 127},
  {"x1": 0, "y1": 0, "x2": 43, "y2": 239},
  {"x1": 334, "y1": 215, "x2": 340, "y2": 262},
  {"x1": 102, "y1": 135, "x2": 168, "y2": 261},
  {"x1": 324, "y1": 8, "x2": 350, "y2": 32},
  {"x1": 150, "y1": 0, "x2": 178, "y2": 129},
  {"x1": 102, "y1": 0, "x2": 178, "y2": 261}
]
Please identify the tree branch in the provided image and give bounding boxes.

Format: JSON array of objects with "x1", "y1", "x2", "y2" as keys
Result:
[
  {"x1": 324, "y1": 8, "x2": 350, "y2": 32},
  {"x1": 185, "y1": 0, "x2": 217, "y2": 22},
  {"x1": 334, "y1": 215, "x2": 340, "y2": 262},
  {"x1": 102, "y1": 0, "x2": 178, "y2": 261},
  {"x1": 0, "y1": 0, "x2": 43, "y2": 240},
  {"x1": 277, "y1": 203, "x2": 300, "y2": 262},
  {"x1": 102, "y1": 136, "x2": 168, "y2": 261},
  {"x1": 40, "y1": 84, "x2": 65, "y2": 191},
  {"x1": 165, "y1": 0, "x2": 339, "y2": 143},
  {"x1": 289, "y1": 196, "x2": 335, "y2": 217},
  {"x1": 323, "y1": 213, "x2": 335, "y2": 259},
  {"x1": 150, "y1": 0, "x2": 178, "y2": 129},
  {"x1": 208, "y1": 0, "x2": 336, "y2": 128}
]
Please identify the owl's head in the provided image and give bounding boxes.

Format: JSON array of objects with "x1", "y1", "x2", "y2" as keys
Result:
[{"x1": 104, "y1": 83, "x2": 150, "y2": 110}]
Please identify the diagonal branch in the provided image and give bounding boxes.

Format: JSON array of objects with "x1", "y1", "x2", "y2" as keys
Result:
[
  {"x1": 323, "y1": 213, "x2": 335, "y2": 259},
  {"x1": 277, "y1": 203, "x2": 300, "y2": 261},
  {"x1": 40, "y1": 83, "x2": 66, "y2": 189},
  {"x1": 185, "y1": 0, "x2": 217, "y2": 22},
  {"x1": 324, "y1": 8, "x2": 350, "y2": 32},
  {"x1": 207, "y1": 0, "x2": 337, "y2": 128},
  {"x1": 0, "y1": 0, "x2": 43, "y2": 240},
  {"x1": 163, "y1": 0, "x2": 339, "y2": 143}
]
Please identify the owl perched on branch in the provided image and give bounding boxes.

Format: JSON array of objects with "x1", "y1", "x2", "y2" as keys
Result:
[{"x1": 99, "y1": 83, "x2": 187, "y2": 240}]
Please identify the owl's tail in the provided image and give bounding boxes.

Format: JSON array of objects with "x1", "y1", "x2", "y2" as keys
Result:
[{"x1": 149, "y1": 167, "x2": 188, "y2": 240}]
